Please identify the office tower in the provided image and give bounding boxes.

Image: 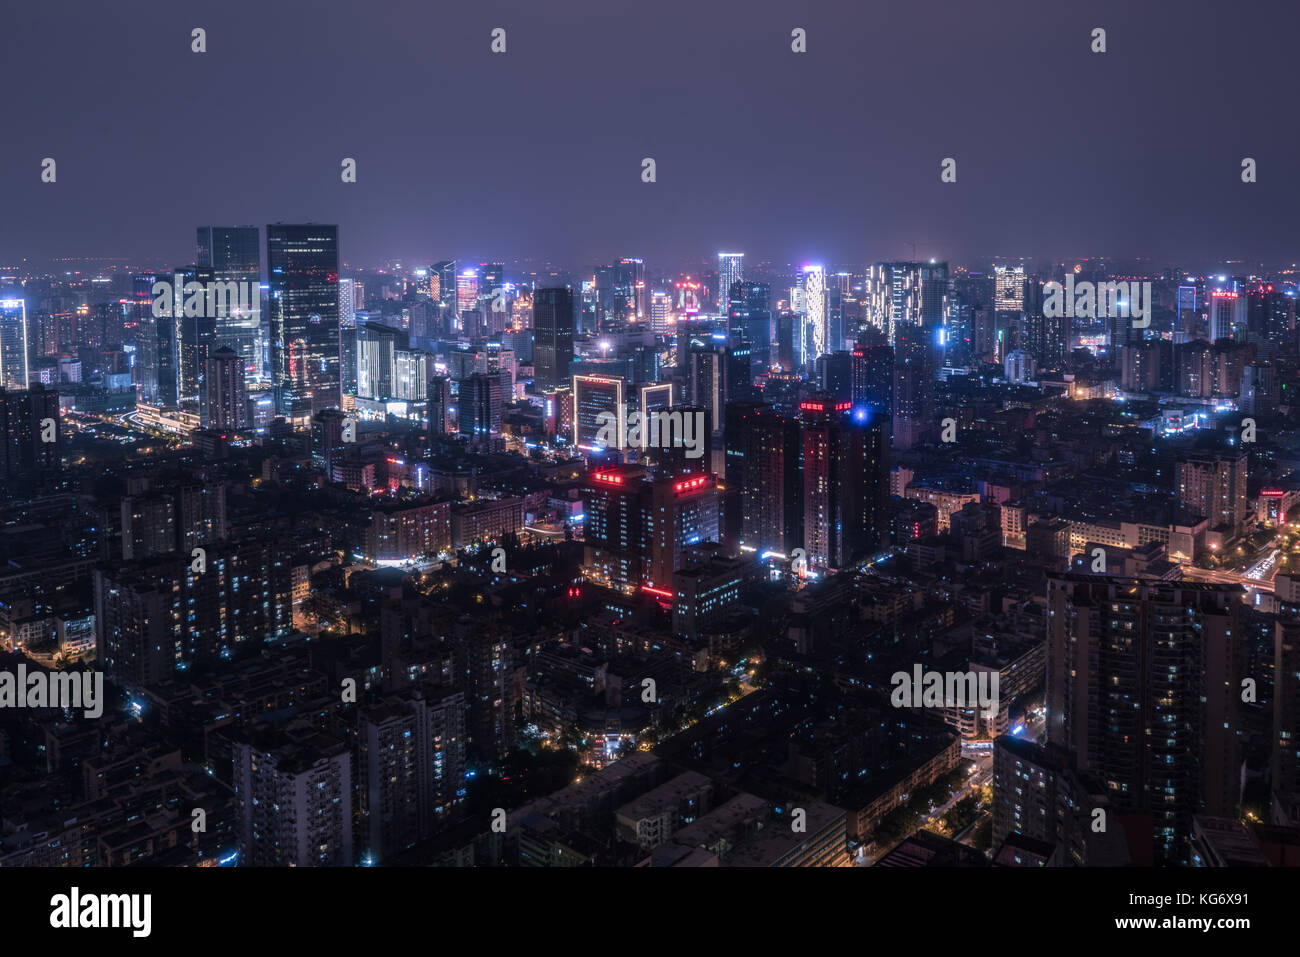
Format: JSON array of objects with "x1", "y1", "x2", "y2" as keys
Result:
[
  {"x1": 356, "y1": 322, "x2": 404, "y2": 400},
  {"x1": 866, "y1": 262, "x2": 923, "y2": 344},
  {"x1": 650, "y1": 290, "x2": 672, "y2": 336},
  {"x1": 339, "y1": 314, "x2": 358, "y2": 398},
  {"x1": 851, "y1": 343, "x2": 893, "y2": 412},
  {"x1": 234, "y1": 733, "x2": 353, "y2": 866},
  {"x1": 1209, "y1": 289, "x2": 1246, "y2": 343},
  {"x1": 480, "y1": 262, "x2": 504, "y2": 299},
  {"x1": 533, "y1": 287, "x2": 574, "y2": 392},
  {"x1": 393, "y1": 347, "x2": 429, "y2": 401},
  {"x1": 267, "y1": 224, "x2": 340, "y2": 416},
  {"x1": 582, "y1": 464, "x2": 720, "y2": 591},
  {"x1": 456, "y1": 268, "x2": 480, "y2": 329},
  {"x1": 1177, "y1": 283, "x2": 1201, "y2": 340},
  {"x1": 803, "y1": 265, "x2": 828, "y2": 360},
  {"x1": 651, "y1": 403, "x2": 711, "y2": 478},
  {"x1": 168, "y1": 265, "x2": 218, "y2": 414},
  {"x1": 919, "y1": 261, "x2": 949, "y2": 328},
  {"x1": 0, "y1": 292, "x2": 29, "y2": 390},
  {"x1": 891, "y1": 326, "x2": 933, "y2": 449},
  {"x1": 147, "y1": 271, "x2": 182, "y2": 409},
  {"x1": 0, "y1": 384, "x2": 60, "y2": 478},
  {"x1": 1176, "y1": 449, "x2": 1249, "y2": 537},
  {"x1": 639, "y1": 381, "x2": 674, "y2": 419},
  {"x1": 620, "y1": 257, "x2": 647, "y2": 320},
  {"x1": 427, "y1": 372, "x2": 452, "y2": 435},
  {"x1": 725, "y1": 335, "x2": 754, "y2": 403},
  {"x1": 196, "y1": 226, "x2": 261, "y2": 376},
  {"x1": 572, "y1": 373, "x2": 625, "y2": 453},
  {"x1": 680, "y1": 332, "x2": 727, "y2": 433},
  {"x1": 338, "y1": 278, "x2": 357, "y2": 327},
  {"x1": 993, "y1": 264, "x2": 1026, "y2": 313},
  {"x1": 130, "y1": 275, "x2": 161, "y2": 400},
  {"x1": 724, "y1": 402, "x2": 801, "y2": 555},
  {"x1": 458, "y1": 372, "x2": 503, "y2": 443},
  {"x1": 593, "y1": 261, "x2": 639, "y2": 326},
  {"x1": 205, "y1": 346, "x2": 248, "y2": 429},
  {"x1": 1046, "y1": 575, "x2": 1241, "y2": 863},
  {"x1": 432, "y1": 261, "x2": 457, "y2": 313},
  {"x1": 799, "y1": 397, "x2": 889, "y2": 571},
  {"x1": 717, "y1": 252, "x2": 744, "y2": 314},
  {"x1": 728, "y1": 280, "x2": 771, "y2": 374},
  {"x1": 1025, "y1": 280, "x2": 1069, "y2": 368}
]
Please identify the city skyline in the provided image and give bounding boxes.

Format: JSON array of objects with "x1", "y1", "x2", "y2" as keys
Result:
[{"x1": 3, "y1": 0, "x2": 1300, "y2": 901}]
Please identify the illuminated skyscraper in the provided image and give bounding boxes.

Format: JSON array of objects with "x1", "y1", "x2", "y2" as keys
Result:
[
  {"x1": 620, "y1": 257, "x2": 647, "y2": 320},
  {"x1": 1209, "y1": 289, "x2": 1246, "y2": 343},
  {"x1": 993, "y1": 264, "x2": 1026, "y2": 313},
  {"x1": 433, "y1": 261, "x2": 457, "y2": 313},
  {"x1": 717, "y1": 253, "x2": 744, "y2": 315},
  {"x1": 650, "y1": 290, "x2": 672, "y2": 336},
  {"x1": 338, "y1": 278, "x2": 357, "y2": 326},
  {"x1": 0, "y1": 293, "x2": 29, "y2": 390},
  {"x1": 572, "y1": 373, "x2": 625, "y2": 453},
  {"x1": 266, "y1": 224, "x2": 340, "y2": 416},
  {"x1": 457, "y1": 269, "x2": 480, "y2": 330},
  {"x1": 803, "y1": 265, "x2": 827, "y2": 361},
  {"x1": 866, "y1": 262, "x2": 923, "y2": 345}
]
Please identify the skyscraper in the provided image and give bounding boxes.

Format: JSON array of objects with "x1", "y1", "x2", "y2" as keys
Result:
[
  {"x1": 0, "y1": 292, "x2": 29, "y2": 391},
  {"x1": 458, "y1": 372, "x2": 503, "y2": 443},
  {"x1": 533, "y1": 288, "x2": 574, "y2": 392},
  {"x1": 433, "y1": 261, "x2": 457, "y2": 314},
  {"x1": 572, "y1": 373, "x2": 625, "y2": 453},
  {"x1": 803, "y1": 265, "x2": 828, "y2": 361},
  {"x1": 724, "y1": 401, "x2": 801, "y2": 555},
  {"x1": 266, "y1": 224, "x2": 340, "y2": 416},
  {"x1": 800, "y1": 397, "x2": 889, "y2": 571},
  {"x1": 717, "y1": 252, "x2": 744, "y2": 315},
  {"x1": 866, "y1": 262, "x2": 923, "y2": 345},
  {"x1": 727, "y1": 280, "x2": 771, "y2": 375},
  {"x1": 891, "y1": 325, "x2": 933, "y2": 449},
  {"x1": 196, "y1": 226, "x2": 261, "y2": 377}
]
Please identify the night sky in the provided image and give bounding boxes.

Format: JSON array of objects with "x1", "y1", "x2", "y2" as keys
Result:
[{"x1": 2, "y1": 0, "x2": 1297, "y2": 270}]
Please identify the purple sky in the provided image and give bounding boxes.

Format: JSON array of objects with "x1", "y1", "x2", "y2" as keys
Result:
[{"x1": 1, "y1": 0, "x2": 1296, "y2": 271}]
